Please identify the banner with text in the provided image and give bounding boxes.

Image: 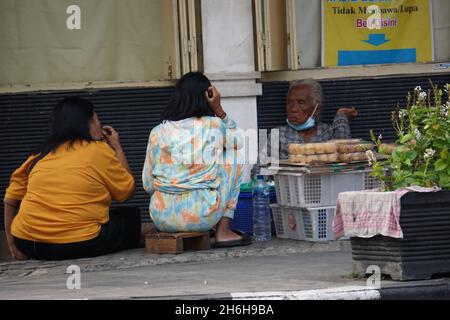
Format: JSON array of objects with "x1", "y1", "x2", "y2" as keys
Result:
[{"x1": 322, "y1": 0, "x2": 433, "y2": 67}]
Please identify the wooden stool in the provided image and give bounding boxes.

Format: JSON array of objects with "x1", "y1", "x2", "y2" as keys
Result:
[{"x1": 145, "y1": 232, "x2": 210, "y2": 254}]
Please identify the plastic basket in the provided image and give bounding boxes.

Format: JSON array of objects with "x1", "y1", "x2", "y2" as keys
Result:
[
  {"x1": 230, "y1": 191, "x2": 277, "y2": 235},
  {"x1": 271, "y1": 204, "x2": 337, "y2": 242},
  {"x1": 274, "y1": 170, "x2": 379, "y2": 207},
  {"x1": 271, "y1": 205, "x2": 305, "y2": 240}
]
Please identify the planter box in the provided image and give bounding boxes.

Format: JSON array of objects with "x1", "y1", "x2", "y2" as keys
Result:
[{"x1": 351, "y1": 190, "x2": 450, "y2": 281}]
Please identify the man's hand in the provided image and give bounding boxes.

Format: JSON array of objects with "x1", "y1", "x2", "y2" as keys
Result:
[{"x1": 337, "y1": 107, "x2": 358, "y2": 121}]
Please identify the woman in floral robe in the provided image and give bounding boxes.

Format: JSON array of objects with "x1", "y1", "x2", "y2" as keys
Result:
[{"x1": 142, "y1": 72, "x2": 251, "y2": 248}]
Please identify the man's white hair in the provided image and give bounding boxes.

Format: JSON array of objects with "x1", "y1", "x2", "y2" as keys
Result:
[{"x1": 288, "y1": 79, "x2": 324, "y2": 107}]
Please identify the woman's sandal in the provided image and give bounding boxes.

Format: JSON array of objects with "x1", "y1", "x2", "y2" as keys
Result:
[{"x1": 212, "y1": 230, "x2": 252, "y2": 248}]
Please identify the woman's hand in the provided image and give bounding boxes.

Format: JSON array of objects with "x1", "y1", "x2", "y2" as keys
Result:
[
  {"x1": 3, "y1": 198, "x2": 27, "y2": 260},
  {"x1": 102, "y1": 125, "x2": 133, "y2": 175},
  {"x1": 6, "y1": 237, "x2": 27, "y2": 260},
  {"x1": 205, "y1": 86, "x2": 226, "y2": 119},
  {"x1": 102, "y1": 125, "x2": 122, "y2": 150}
]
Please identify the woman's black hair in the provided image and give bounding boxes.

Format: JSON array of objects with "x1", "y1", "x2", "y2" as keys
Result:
[
  {"x1": 28, "y1": 97, "x2": 95, "y2": 174},
  {"x1": 160, "y1": 72, "x2": 215, "y2": 122}
]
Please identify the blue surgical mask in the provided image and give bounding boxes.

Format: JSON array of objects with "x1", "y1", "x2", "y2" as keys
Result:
[
  {"x1": 287, "y1": 117, "x2": 316, "y2": 131},
  {"x1": 287, "y1": 103, "x2": 319, "y2": 131}
]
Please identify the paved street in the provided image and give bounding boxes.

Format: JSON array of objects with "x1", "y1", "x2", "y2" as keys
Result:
[{"x1": 1, "y1": 239, "x2": 449, "y2": 300}]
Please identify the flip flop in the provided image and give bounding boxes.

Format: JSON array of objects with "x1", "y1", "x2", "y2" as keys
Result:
[{"x1": 212, "y1": 230, "x2": 252, "y2": 248}]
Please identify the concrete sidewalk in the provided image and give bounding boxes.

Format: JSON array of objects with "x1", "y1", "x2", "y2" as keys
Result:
[{"x1": 0, "y1": 239, "x2": 449, "y2": 300}]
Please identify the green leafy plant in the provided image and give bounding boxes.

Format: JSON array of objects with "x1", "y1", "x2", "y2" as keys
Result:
[{"x1": 367, "y1": 82, "x2": 450, "y2": 191}]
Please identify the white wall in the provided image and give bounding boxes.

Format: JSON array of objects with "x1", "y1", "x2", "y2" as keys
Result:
[
  {"x1": 295, "y1": 0, "x2": 322, "y2": 68},
  {"x1": 201, "y1": 0, "x2": 255, "y2": 73},
  {"x1": 432, "y1": 0, "x2": 450, "y2": 61},
  {"x1": 201, "y1": 0, "x2": 261, "y2": 182}
]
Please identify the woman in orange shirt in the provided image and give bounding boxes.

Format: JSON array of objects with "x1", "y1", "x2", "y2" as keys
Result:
[{"x1": 4, "y1": 97, "x2": 142, "y2": 260}]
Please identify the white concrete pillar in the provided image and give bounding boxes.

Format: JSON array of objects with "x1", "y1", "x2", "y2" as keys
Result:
[{"x1": 201, "y1": 0, "x2": 262, "y2": 182}]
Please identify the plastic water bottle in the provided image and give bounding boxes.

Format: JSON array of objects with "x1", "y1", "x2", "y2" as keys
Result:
[{"x1": 252, "y1": 175, "x2": 272, "y2": 241}]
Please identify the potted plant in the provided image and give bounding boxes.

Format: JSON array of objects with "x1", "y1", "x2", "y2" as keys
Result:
[{"x1": 340, "y1": 82, "x2": 450, "y2": 281}]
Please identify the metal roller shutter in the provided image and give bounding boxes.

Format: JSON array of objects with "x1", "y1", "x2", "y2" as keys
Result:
[
  {"x1": 257, "y1": 74, "x2": 450, "y2": 142},
  {"x1": 0, "y1": 87, "x2": 173, "y2": 229},
  {"x1": 1, "y1": 73, "x2": 449, "y2": 230}
]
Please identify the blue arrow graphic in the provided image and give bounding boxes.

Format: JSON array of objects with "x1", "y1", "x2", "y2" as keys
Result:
[
  {"x1": 363, "y1": 34, "x2": 390, "y2": 46},
  {"x1": 338, "y1": 49, "x2": 416, "y2": 66}
]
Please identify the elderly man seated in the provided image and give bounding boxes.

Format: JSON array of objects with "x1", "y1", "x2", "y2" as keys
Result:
[{"x1": 263, "y1": 78, "x2": 358, "y2": 161}]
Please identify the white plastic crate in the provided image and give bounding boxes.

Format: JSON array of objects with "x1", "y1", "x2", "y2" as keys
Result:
[
  {"x1": 274, "y1": 170, "x2": 379, "y2": 207},
  {"x1": 271, "y1": 205, "x2": 305, "y2": 240},
  {"x1": 271, "y1": 204, "x2": 337, "y2": 242}
]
